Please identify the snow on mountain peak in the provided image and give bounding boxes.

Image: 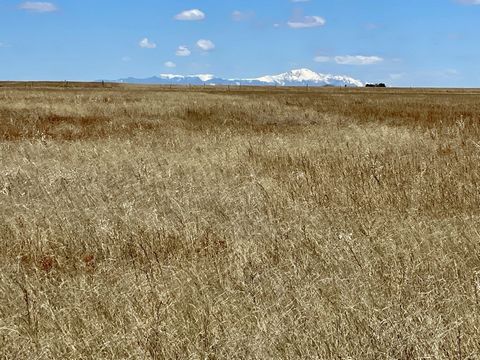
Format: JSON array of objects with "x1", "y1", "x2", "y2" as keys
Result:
[
  {"x1": 286, "y1": 68, "x2": 321, "y2": 80},
  {"x1": 253, "y1": 68, "x2": 363, "y2": 87},
  {"x1": 194, "y1": 74, "x2": 215, "y2": 82},
  {"x1": 158, "y1": 74, "x2": 184, "y2": 79},
  {"x1": 158, "y1": 73, "x2": 214, "y2": 81},
  {"x1": 115, "y1": 68, "x2": 364, "y2": 87}
]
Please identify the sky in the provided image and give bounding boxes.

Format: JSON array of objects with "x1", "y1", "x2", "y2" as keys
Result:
[{"x1": 0, "y1": 0, "x2": 479, "y2": 86}]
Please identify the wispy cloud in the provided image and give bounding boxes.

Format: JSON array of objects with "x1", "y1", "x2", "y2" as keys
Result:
[
  {"x1": 175, "y1": 46, "x2": 191, "y2": 57},
  {"x1": 288, "y1": 16, "x2": 325, "y2": 29},
  {"x1": 365, "y1": 23, "x2": 380, "y2": 30},
  {"x1": 164, "y1": 61, "x2": 176, "y2": 68},
  {"x1": 174, "y1": 9, "x2": 205, "y2": 21},
  {"x1": 232, "y1": 10, "x2": 255, "y2": 22},
  {"x1": 313, "y1": 56, "x2": 331, "y2": 63},
  {"x1": 334, "y1": 55, "x2": 383, "y2": 65},
  {"x1": 314, "y1": 55, "x2": 384, "y2": 65},
  {"x1": 19, "y1": 2, "x2": 57, "y2": 13},
  {"x1": 196, "y1": 39, "x2": 215, "y2": 51},
  {"x1": 456, "y1": 0, "x2": 480, "y2": 4},
  {"x1": 139, "y1": 38, "x2": 156, "y2": 49}
]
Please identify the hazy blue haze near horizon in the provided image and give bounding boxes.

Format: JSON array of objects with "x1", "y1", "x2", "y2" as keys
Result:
[{"x1": 0, "y1": 0, "x2": 479, "y2": 87}]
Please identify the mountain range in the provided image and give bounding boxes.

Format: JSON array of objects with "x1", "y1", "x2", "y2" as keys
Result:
[{"x1": 113, "y1": 68, "x2": 364, "y2": 87}]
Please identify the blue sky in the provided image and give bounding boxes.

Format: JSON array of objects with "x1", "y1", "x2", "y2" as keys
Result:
[{"x1": 0, "y1": 0, "x2": 479, "y2": 86}]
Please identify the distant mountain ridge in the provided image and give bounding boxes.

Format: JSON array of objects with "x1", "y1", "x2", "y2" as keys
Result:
[{"x1": 113, "y1": 68, "x2": 363, "y2": 87}]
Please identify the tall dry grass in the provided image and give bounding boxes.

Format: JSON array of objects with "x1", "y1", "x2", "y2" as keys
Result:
[{"x1": 1, "y1": 84, "x2": 480, "y2": 359}]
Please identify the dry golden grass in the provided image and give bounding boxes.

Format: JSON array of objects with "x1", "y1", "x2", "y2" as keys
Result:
[{"x1": 1, "y1": 83, "x2": 480, "y2": 359}]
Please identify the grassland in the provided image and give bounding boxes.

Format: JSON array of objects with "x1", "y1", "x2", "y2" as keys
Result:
[{"x1": 1, "y1": 83, "x2": 480, "y2": 359}]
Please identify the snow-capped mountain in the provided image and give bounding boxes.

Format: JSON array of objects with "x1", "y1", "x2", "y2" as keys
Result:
[
  {"x1": 114, "y1": 68, "x2": 363, "y2": 87},
  {"x1": 116, "y1": 74, "x2": 219, "y2": 85},
  {"x1": 250, "y1": 68, "x2": 363, "y2": 87}
]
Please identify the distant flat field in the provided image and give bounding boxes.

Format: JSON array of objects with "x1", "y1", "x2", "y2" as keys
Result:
[{"x1": 1, "y1": 83, "x2": 480, "y2": 359}]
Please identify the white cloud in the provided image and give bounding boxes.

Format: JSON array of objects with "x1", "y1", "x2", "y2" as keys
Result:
[
  {"x1": 139, "y1": 38, "x2": 156, "y2": 49},
  {"x1": 19, "y1": 2, "x2": 57, "y2": 12},
  {"x1": 314, "y1": 54, "x2": 383, "y2": 65},
  {"x1": 164, "y1": 61, "x2": 176, "y2": 68},
  {"x1": 196, "y1": 39, "x2": 215, "y2": 51},
  {"x1": 288, "y1": 16, "x2": 326, "y2": 29},
  {"x1": 334, "y1": 55, "x2": 383, "y2": 65},
  {"x1": 175, "y1": 9, "x2": 205, "y2": 21},
  {"x1": 314, "y1": 56, "x2": 331, "y2": 63},
  {"x1": 175, "y1": 45, "x2": 191, "y2": 57}
]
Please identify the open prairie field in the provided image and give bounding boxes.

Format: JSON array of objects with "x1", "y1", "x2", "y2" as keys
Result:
[{"x1": 1, "y1": 83, "x2": 480, "y2": 359}]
